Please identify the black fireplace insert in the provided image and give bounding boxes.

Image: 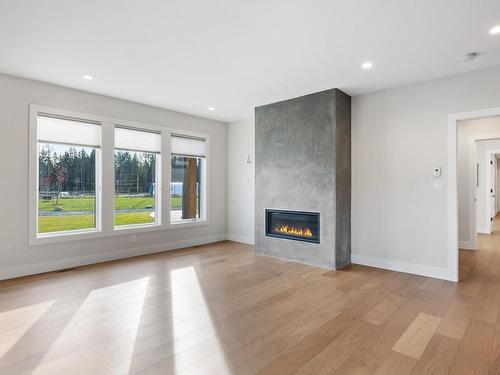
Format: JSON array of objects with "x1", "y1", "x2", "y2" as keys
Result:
[{"x1": 266, "y1": 209, "x2": 320, "y2": 243}]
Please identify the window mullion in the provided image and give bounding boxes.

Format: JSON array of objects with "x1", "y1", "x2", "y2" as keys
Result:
[
  {"x1": 162, "y1": 130, "x2": 172, "y2": 228},
  {"x1": 101, "y1": 121, "x2": 115, "y2": 235}
]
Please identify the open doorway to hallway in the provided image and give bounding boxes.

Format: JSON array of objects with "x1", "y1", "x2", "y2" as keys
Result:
[{"x1": 457, "y1": 116, "x2": 500, "y2": 280}]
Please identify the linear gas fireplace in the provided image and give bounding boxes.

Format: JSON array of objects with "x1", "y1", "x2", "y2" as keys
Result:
[
  {"x1": 266, "y1": 209, "x2": 320, "y2": 244},
  {"x1": 256, "y1": 89, "x2": 350, "y2": 268}
]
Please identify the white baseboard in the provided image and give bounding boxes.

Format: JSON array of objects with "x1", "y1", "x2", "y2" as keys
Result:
[
  {"x1": 226, "y1": 233, "x2": 255, "y2": 245},
  {"x1": 351, "y1": 254, "x2": 451, "y2": 281},
  {"x1": 477, "y1": 227, "x2": 491, "y2": 234},
  {"x1": 459, "y1": 240, "x2": 476, "y2": 250},
  {"x1": 0, "y1": 234, "x2": 227, "y2": 281}
]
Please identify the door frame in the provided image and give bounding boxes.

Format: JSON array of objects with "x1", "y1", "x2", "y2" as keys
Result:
[
  {"x1": 468, "y1": 140, "x2": 500, "y2": 239},
  {"x1": 448, "y1": 107, "x2": 500, "y2": 282},
  {"x1": 485, "y1": 150, "x2": 500, "y2": 233}
]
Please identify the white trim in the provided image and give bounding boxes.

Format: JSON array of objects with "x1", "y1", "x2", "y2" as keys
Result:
[
  {"x1": 448, "y1": 106, "x2": 500, "y2": 283},
  {"x1": 29, "y1": 104, "x2": 211, "y2": 245},
  {"x1": 226, "y1": 233, "x2": 255, "y2": 245},
  {"x1": 469, "y1": 139, "x2": 500, "y2": 237},
  {"x1": 459, "y1": 240, "x2": 476, "y2": 250},
  {"x1": 169, "y1": 153, "x2": 209, "y2": 226},
  {"x1": 352, "y1": 254, "x2": 451, "y2": 281},
  {"x1": 30, "y1": 220, "x2": 202, "y2": 245},
  {"x1": 113, "y1": 152, "x2": 162, "y2": 229},
  {"x1": 484, "y1": 149, "x2": 500, "y2": 234},
  {"x1": 169, "y1": 220, "x2": 209, "y2": 229},
  {"x1": 467, "y1": 136, "x2": 477, "y2": 247},
  {"x1": 1, "y1": 234, "x2": 226, "y2": 281},
  {"x1": 477, "y1": 226, "x2": 490, "y2": 234},
  {"x1": 462, "y1": 134, "x2": 500, "y2": 249}
]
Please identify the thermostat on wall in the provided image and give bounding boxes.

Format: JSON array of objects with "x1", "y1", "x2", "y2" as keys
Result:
[{"x1": 433, "y1": 167, "x2": 441, "y2": 177}]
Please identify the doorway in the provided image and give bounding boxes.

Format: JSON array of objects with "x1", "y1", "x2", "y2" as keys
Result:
[{"x1": 449, "y1": 109, "x2": 500, "y2": 282}]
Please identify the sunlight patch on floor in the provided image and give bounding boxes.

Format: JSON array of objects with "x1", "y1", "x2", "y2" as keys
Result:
[
  {"x1": 171, "y1": 266, "x2": 231, "y2": 374},
  {"x1": 0, "y1": 300, "x2": 56, "y2": 359},
  {"x1": 32, "y1": 277, "x2": 149, "y2": 374}
]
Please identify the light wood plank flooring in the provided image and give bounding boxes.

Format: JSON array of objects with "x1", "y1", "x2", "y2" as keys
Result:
[{"x1": 1, "y1": 225, "x2": 500, "y2": 374}]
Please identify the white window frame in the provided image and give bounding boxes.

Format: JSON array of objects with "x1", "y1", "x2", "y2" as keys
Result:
[
  {"x1": 168, "y1": 129, "x2": 210, "y2": 228},
  {"x1": 29, "y1": 104, "x2": 210, "y2": 245},
  {"x1": 30, "y1": 106, "x2": 103, "y2": 243},
  {"x1": 170, "y1": 154, "x2": 208, "y2": 225},
  {"x1": 113, "y1": 125, "x2": 162, "y2": 231},
  {"x1": 37, "y1": 142, "x2": 102, "y2": 237}
]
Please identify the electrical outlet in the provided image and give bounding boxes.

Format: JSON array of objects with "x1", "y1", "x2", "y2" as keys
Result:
[{"x1": 433, "y1": 181, "x2": 445, "y2": 191}]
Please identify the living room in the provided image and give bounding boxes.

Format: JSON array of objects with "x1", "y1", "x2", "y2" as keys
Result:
[{"x1": 1, "y1": 1, "x2": 500, "y2": 374}]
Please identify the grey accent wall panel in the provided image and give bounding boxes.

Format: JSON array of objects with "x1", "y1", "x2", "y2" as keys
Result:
[{"x1": 255, "y1": 89, "x2": 351, "y2": 269}]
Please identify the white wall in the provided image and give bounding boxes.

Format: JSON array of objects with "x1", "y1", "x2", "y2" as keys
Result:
[
  {"x1": 475, "y1": 139, "x2": 500, "y2": 234},
  {"x1": 0, "y1": 74, "x2": 227, "y2": 280},
  {"x1": 457, "y1": 117, "x2": 500, "y2": 244},
  {"x1": 497, "y1": 158, "x2": 500, "y2": 213},
  {"x1": 352, "y1": 66, "x2": 500, "y2": 280},
  {"x1": 227, "y1": 119, "x2": 255, "y2": 244},
  {"x1": 226, "y1": 66, "x2": 500, "y2": 281}
]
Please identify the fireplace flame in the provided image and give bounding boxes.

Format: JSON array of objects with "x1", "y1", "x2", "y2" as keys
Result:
[{"x1": 274, "y1": 224, "x2": 313, "y2": 238}]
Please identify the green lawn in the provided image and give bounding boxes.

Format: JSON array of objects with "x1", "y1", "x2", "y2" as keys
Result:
[
  {"x1": 39, "y1": 197, "x2": 97, "y2": 211},
  {"x1": 115, "y1": 212, "x2": 155, "y2": 226},
  {"x1": 38, "y1": 212, "x2": 155, "y2": 233},
  {"x1": 39, "y1": 196, "x2": 183, "y2": 211},
  {"x1": 38, "y1": 215, "x2": 96, "y2": 233},
  {"x1": 38, "y1": 195, "x2": 184, "y2": 234}
]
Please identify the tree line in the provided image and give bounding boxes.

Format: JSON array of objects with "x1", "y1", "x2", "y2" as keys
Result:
[
  {"x1": 39, "y1": 145, "x2": 157, "y2": 196},
  {"x1": 39, "y1": 144, "x2": 96, "y2": 195},
  {"x1": 39, "y1": 144, "x2": 198, "y2": 197},
  {"x1": 115, "y1": 151, "x2": 156, "y2": 195}
]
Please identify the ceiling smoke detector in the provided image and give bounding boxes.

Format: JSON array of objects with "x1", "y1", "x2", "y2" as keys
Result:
[{"x1": 461, "y1": 52, "x2": 479, "y2": 62}]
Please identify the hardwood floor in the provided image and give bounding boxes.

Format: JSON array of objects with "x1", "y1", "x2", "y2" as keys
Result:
[{"x1": 2, "y1": 226, "x2": 500, "y2": 374}]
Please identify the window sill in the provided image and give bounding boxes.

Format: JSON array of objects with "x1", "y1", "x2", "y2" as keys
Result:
[
  {"x1": 114, "y1": 223, "x2": 162, "y2": 233},
  {"x1": 30, "y1": 219, "x2": 209, "y2": 245},
  {"x1": 32, "y1": 228, "x2": 102, "y2": 245},
  {"x1": 169, "y1": 219, "x2": 208, "y2": 229},
  {"x1": 36, "y1": 228, "x2": 98, "y2": 239}
]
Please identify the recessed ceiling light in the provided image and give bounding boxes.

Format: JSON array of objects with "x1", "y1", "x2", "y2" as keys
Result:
[
  {"x1": 82, "y1": 75, "x2": 93, "y2": 80},
  {"x1": 208, "y1": 107, "x2": 215, "y2": 111},
  {"x1": 361, "y1": 61, "x2": 373, "y2": 70},
  {"x1": 490, "y1": 25, "x2": 500, "y2": 35}
]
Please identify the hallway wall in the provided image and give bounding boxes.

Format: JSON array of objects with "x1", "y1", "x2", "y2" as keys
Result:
[
  {"x1": 352, "y1": 66, "x2": 500, "y2": 280},
  {"x1": 475, "y1": 139, "x2": 500, "y2": 234},
  {"x1": 497, "y1": 159, "x2": 500, "y2": 214}
]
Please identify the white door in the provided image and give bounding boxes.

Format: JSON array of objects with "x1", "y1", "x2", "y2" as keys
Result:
[{"x1": 490, "y1": 156, "x2": 497, "y2": 232}]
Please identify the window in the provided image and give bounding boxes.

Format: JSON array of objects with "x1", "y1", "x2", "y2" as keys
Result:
[
  {"x1": 170, "y1": 134, "x2": 206, "y2": 223},
  {"x1": 114, "y1": 126, "x2": 161, "y2": 227},
  {"x1": 31, "y1": 105, "x2": 210, "y2": 243},
  {"x1": 37, "y1": 114, "x2": 101, "y2": 236}
]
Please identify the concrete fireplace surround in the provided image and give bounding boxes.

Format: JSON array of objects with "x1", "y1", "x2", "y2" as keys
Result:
[{"x1": 255, "y1": 88, "x2": 351, "y2": 269}]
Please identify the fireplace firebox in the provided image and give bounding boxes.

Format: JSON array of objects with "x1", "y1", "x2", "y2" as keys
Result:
[{"x1": 266, "y1": 209, "x2": 320, "y2": 244}]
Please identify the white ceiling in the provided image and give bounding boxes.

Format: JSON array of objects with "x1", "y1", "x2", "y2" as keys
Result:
[{"x1": 1, "y1": 0, "x2": 500, "y2": 122}]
